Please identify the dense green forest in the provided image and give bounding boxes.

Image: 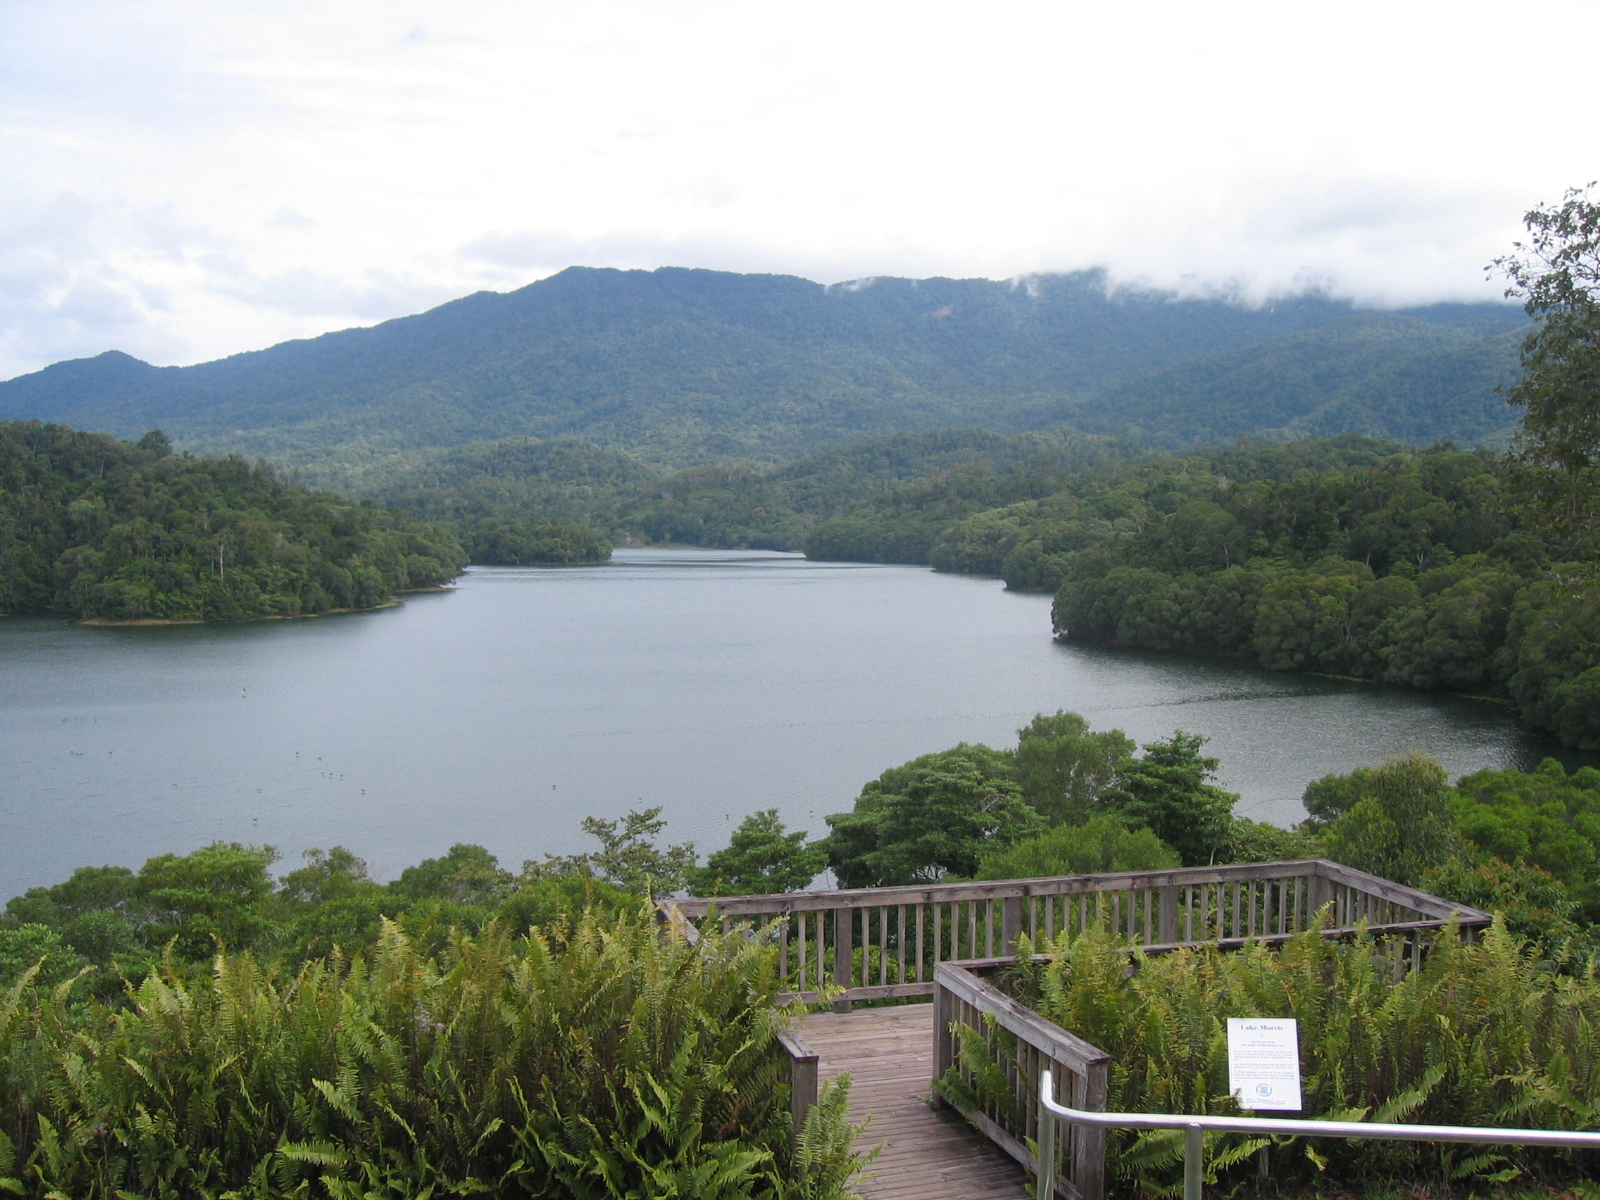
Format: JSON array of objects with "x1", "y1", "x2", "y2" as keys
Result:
[
  {"x1": 366, "y1": 436, "x2": 658, "y2": 526},
  {"x1": 0, "y1": 421, "x2": 465, "y2": 621},
  {"x1": 0, "y1": 268, "x2": 1524, "y2": 477},
  {"x1": 461, "y1": 518, "x2": 613, "y2": 566}
]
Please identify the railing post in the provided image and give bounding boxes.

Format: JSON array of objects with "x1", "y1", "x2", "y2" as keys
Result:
[
  {"x1": 1308, "y1": 869, "x2": 1331, "y2": 927},
  {"x1": 775, "y1": 1029, "x2": 819, "y2": 1145},
  {"x1": 1159, "y1": 885, "x2": 1178, "y2": 944},
  {"x1": 1036, "y1": 1067, "x2": 1057, "y2": 1200},
  {"x1": 931, "y1": 972, "x2": 954, "y2": 1108},
  {"x1": 1077, "y1": 1053, "x2": 1108, "y2": 1200},
  {"x1": 1183, "y1": 1124, "x2": 1203, "y2": 1200},
  {"x1": 1003, "y1": 895, "x2": 1024, "y2": 957},
  {"x1": 832, "y1": 905, "x2": 853, "y2": 1013}
]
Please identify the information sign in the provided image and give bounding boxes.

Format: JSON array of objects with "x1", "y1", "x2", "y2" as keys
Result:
[{"x1": 1226, "y1": 1017, "x2": 1302, "y2": 1111}]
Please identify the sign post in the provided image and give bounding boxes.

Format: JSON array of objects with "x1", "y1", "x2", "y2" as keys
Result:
[{"x1": 1226, "y1": 1017, "x2": 1302, "y2": 1112}]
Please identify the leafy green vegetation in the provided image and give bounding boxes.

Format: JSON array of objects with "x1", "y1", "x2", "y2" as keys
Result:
[
  {"x1": 812, "y1": 433, "x2": 1402, "y2": 569},
  {"x1": 1300, "y1": 752, "x2": 1462, "y2": 887},
  {"x1": 1057, "y1": 311, "x2": 1524, "y2": 450},
  {"x1": 363, "y1": 436, "x2": 658, "y2": 522},
  {"x1": 823, "y1": 744, "x2": 1045, "y2": 888},
  {"x1": 0, "y1": 421, "x2": 464, "y2": 621},
  {"x1": 971, "y1": 816, "x2": 1178, "y2": 880},
  {"x1": 1035, "y1": 440, "x2": 1600, "y2": 747},
  {"x1": 955, "y1": 921, "x2": 1600, "y2": 1195},
  {"x1": 1495, "y1": 183, "x2": 1600, "y2": 559},
  {"x1": 0, "y1": 268, "x2": 1524, "y2": 474},
  {"x1": 0, "y1": 910, "x2": 868, "y2": 1200},
  {"x1": 1099, "y1": 732, "x2": 1239, "y2": 867},
  {"x1": 1444, "y1": 759, "x2": 1600, "y2": 919},
  {"x1": 689, "y1": 811, "x2": 827, "y2": 897},
  {"x1": 5, "y1": 727, "x2": 1600, "y2": 1198},
  {"x1": 1008, "y1": 711, "x2": 1133, "y2": 826}
]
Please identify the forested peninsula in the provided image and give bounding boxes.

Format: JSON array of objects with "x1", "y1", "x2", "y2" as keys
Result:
[{"x1": 0, "y1": 421, "x2": 466, "y2": 622}]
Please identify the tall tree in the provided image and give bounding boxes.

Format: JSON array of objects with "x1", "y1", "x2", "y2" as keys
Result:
[
  {"x1": 1317, "y1": 752, "x2": 1461, "y2": 887},
  {"x1": 688, "y1": 810, "x2": 824, "y2": 896},
  {"x1": 1099, "y1": 732, "x2": 1238, "y2": 867},
  {"x1": 1011, "y1": 711, "x2": 1133, "y2": 826},
  {"x1": 1495, "y1": 184, "x2": 1600, "y2": 556}
]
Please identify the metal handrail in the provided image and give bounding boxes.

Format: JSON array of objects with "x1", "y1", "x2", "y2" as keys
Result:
[{"x1": 1038, "y1": 1068, "x2": 1600, "y2": 1200}]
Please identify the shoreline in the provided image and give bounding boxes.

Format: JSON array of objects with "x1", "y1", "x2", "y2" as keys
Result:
[{"x1": 77, "y1": 596, "x2": 410, "y2": 627}]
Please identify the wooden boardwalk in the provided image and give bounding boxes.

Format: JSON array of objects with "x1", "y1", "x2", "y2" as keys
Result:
[{"x1": 800, "y1": 1003, "x2": 1033, "y2": 1200}]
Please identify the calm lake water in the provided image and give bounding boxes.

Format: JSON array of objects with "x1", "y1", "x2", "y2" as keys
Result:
[{"x1": 0, "y1": 549, "x2": 1588, "y2": 897}]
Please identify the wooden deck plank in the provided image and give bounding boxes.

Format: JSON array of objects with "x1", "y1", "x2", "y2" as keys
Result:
[{"x1": 800, "y1": 1003, "x2": 1033, "y2": 1200}]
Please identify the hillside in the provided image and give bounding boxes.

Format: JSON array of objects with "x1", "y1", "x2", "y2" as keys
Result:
[
  {"x1": 0, "y1": 268, "x2": 1526, "y2": 473},
  {"x1": 364, "y1": 427, "x2": 1112, "y2": 551},
  {"x1": 1058, "y1": 313, "x2": 1525, "y2": 449}
]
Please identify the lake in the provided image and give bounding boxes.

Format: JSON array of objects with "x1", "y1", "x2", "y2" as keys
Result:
[{"x1": 0, "y1": 549, "x2": 1585, "y2": 897}]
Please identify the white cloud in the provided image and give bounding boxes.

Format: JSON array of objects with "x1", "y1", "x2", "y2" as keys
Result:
[{"x1": 1, "y1": 0, "x2": 1590, "y2": 378}]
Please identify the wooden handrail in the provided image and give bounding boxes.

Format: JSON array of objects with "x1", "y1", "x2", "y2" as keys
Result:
[
  {"x1": 666, "y1": 860, "x2": 1489, "y2": 1010},
  {"x1": 934, "y1": 962, "x2": 1109, "y2": 1200},
  {"x1": 673, "y1": 859, "x2": 1328, "y2": 917}
]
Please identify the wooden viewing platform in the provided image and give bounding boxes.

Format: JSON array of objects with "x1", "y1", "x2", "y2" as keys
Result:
[
  {"x1": 801, "y1": 1003, "x2": 1032, "y2": 1200},
  {"x1": 682, "y1": 862, "x2": 1491, "y2": 1199}
]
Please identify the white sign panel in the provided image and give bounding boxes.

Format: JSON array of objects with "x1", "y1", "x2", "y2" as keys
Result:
[{"x1": 1226, "y1": 1017, "x2": 1302, "y2": 1111}]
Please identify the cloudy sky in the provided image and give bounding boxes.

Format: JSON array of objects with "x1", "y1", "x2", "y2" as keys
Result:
[{"x1": 1, "y1": 0, "x2": 1593, "y2": 380}]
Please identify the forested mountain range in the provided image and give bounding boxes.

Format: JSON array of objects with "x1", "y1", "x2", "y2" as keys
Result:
[{"x1": 0, "y1": 267, "x2": 1526, "y2": 477}]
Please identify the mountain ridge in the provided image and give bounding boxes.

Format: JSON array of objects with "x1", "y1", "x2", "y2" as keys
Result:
[{"x1": 0, "y1": 266, "x2": 1528, "y2": 472}]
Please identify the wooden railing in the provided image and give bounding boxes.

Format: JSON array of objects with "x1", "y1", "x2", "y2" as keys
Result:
[
  {"x1": 934, "y1": 961, "x2": 1109, "y2": 1200},
  {"x1": 668, "y1": 859, "x2": 1489, "y2": 1009}
]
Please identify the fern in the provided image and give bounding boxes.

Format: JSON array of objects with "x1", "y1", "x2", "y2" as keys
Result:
[{"x1": 0, "y1": 905, "x2": 861, "y2": 1199}]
